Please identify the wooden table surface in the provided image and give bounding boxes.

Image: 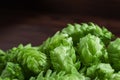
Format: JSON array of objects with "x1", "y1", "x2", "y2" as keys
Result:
[{"x1": 0, "y1": 14, "x2": 120, "y2": 50}]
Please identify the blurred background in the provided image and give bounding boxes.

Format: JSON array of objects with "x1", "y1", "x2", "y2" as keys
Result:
[{"x1": 0, "y1": 0, "x2": 120, "y2": 50}]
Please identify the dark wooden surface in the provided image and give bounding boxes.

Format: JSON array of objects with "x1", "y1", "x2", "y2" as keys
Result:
[
  {"x1": 2, "y1": 0, "x2": 120, "y2": 18},
  {"x1": 0, "y1": 14, "x2": 120, "y2": 50}
]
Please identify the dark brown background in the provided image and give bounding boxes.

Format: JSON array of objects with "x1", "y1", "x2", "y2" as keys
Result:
[{"x1": 0, "y1": 0, "x2": 120, "y2": 50}]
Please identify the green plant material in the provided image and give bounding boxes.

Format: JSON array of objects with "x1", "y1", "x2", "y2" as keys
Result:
[
  {"x1": 39, "y1": 31, "x2": 72, "y2": 54},
  {"x1": 0, "y1": 77, "x2": 10, "y2": 80},
  {"x1": 77, "y1": 34, "x2": 105, "y2": 66},
  {"x1": 0, "y1": 22, "x2": 117, "y2": 80},
  {"x1": 30, "y1": 69, "x2": 86, "y2": 80},
  {"x1": 86, "y1": 63, "x2": 114, "y2": 80},
  {"x1": 0, "y1": 50, "x2": 7, "y2": 75},
  {"x1": 110, "y1": 71, "x2": 120, "y2": 80},
  {"x1": 62, "y1": 22, "x2": 114, "y2": 45},
  {"x1": 108, "y1": 38, "x2": 120, "y2": 71},
  {"x1": 0, "y1": 62, "x2": 24, "y2": 80},
  {"x1": 8, "y1": 44, "x2": 49, "y2": 74},
  {"x1": 50, "y1": 43, "x2": 80, "y2": 73}
]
